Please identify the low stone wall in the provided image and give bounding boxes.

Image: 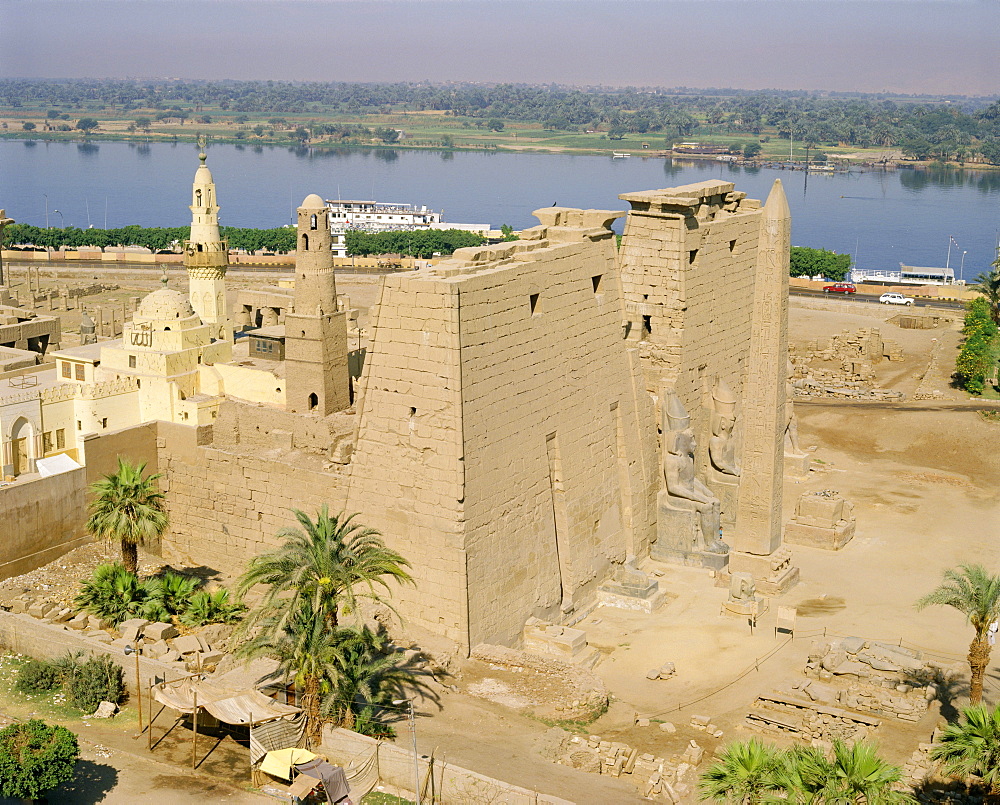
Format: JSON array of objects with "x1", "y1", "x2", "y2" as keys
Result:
[
  {"x1": 0, "y1": 468, "x2": 89, "y2": 581},
  {"x1": 320, "y1": 726, "x2": 574, "y2": 805},
  {"x1": 0, "y1": 610, "x2": 182, "y2": 695}
]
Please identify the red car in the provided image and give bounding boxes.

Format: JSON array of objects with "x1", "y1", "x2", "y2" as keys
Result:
[{"x1": 822, "y1": 282, "x2": 856, "y2": 294}]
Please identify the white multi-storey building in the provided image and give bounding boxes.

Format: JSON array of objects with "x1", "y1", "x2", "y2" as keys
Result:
[{"x1": 325, "y1": 199, "x2": 490, "y2": 257}]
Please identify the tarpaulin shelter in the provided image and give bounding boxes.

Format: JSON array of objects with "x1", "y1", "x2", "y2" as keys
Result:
[{"x1": 149, "y1": 677, "x2": 304, "y2": 770}]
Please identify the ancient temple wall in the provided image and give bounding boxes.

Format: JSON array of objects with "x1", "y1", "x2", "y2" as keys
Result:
[
  {"x1": 345, "y1": 275, "x2": 470, "y2": 648},
  {"x1": 618, "y1": 181, "x2": 762, "y2": 467},
  {"x1": 347, "y1": 214, "x2": 658, "y2": 651},
  {"x1": 456, "y1": 233, "x2": 657, "y2": 647}
]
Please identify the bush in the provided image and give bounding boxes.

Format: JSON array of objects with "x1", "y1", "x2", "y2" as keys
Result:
[
  {"x1": 69, "y1": 655, "x2": 125, "y2": 713},
  {"x1": 14, "y1": 659, "x2": 60, "y2": 694},
  {"x1": 0, "y1": 720, "x2": 79, "y2": 801},
  {"x1": 179, "y1": 589, "x2": 245, "y2": 627},
  {"x1": 955, "y1": 297, "x2": 999, "y2": 394},
  {"x1": 74, "y1": 563, "x2": 168, "y2": 626},
  {"x1": 150, "y1": 570, "x2": 200, "y2": 616}
]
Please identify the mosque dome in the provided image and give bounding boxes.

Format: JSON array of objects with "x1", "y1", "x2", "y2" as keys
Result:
[
  {"x1": 135, "y1": 288, "x2": 197, "y2": 322},
  {"x1": 300, "y1": 193, "x2": 325, "y2": 209}
]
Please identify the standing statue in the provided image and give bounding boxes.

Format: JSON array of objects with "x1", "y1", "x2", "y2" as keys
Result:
[
  {"x1": 784, "y1": 360, "x2": 808, "y2": 458},
  {"x1": 709, "y1": 378, "x2": 741, "y2": 477},
  {"x1": 660, "y1": 393, "x2": 724, "y2": 553}
]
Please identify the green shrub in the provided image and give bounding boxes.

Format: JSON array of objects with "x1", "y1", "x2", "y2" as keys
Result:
[
  {"x1": 179, "y1": 589, "x2": 245, "y2": 627},
  {"x1": 0, "y1": 720, "x2": 79, "y2": 801},
  {"x1": 149, "y1": 570, "x2": 201, "y2": 615},
  {"x1": 955, "y1": 297, "x2": 999, "y2": 394},
  {"x1": 14, "y1": 660, "x2": 60, "y2": 694},
  {"x1": 74, "y1": 563, "x2": 168, "y2": 626},
  {"x1": 69, "y1": 655, "x2": 125, "y2": 713}
]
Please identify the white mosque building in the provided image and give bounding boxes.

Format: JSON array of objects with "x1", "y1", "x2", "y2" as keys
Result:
[{"x1": 0, "y1": 153, "x2": 340, "y2": 478}]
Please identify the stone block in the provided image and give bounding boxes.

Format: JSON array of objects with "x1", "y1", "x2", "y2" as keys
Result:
[
  {"x1": 51, "y1": 609, "x2": 73, "y2": 624},
  {"x1": 162, "y1": 649, "x2": 181, "y2": 662},
  {"x1": 88, "y1": 615, "x2": 110, "y2": 631},
  {"x1": 68, "y1": 612, "x2": 90, "y2": 630},
  {"x1": 659, "y1": 722, "x2": 676, "y2": 733},
  {"x1": 9, "y1": 599, "x2": 28, "y2": 615},
  {"x1": 146, "y1": 640, "x2": 170, "y2": 659},
  {"x1": 172, "y1": 634, "x2": 203, "y2": 655},
  {"x1": 28, "y1": 602, "x2": 55, "y2": 619},
  {"x1": 144, "y1": 622, "x2": 178, "y2": 641},
  {"x1": 200, "y1": 651, "x2": 225, "y2": 666},
  {"x1": 88, "y1": 631, "x2": 114, "y2": 644}
]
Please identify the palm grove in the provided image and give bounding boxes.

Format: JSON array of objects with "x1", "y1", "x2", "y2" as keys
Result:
[
  {"x1": 4, "y1": 78, "x2": 1000, "y2": 163},
  {"x1": 85, "y1": 459, "x2": 428, "y2": 743}
]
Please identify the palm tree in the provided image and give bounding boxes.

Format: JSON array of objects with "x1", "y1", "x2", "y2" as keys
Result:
[
  {"x1": 235, "y1": 506, "x2": 412, "y2": 634},
  {"x1": 698, "y1": 738, "x2": 783, "y2": 803},
  {"x1": 931, "y1": 703, "x2": 1000, "y2": 796},
  {"x1": 235, "y1": 603, "x2": 342, "y2": 745},
  {"x1": 825, "y1": 740, "x2": 912, "y2": 804},
  {"x1": 970, "y1": 258, "x2": 1000, "y2": 325},
  {"x1": 322, "y1": 626, "x2": 434, "y2": 732},
  {"x1": 917, "y1": 564, "x2": 1000, "y2": 705},
  {"x1": 86, "y1": 458, "x2": 168, "y2": 574},
  {"x1": 772, "y1": 744, "x2": 835, "y2": 803}
]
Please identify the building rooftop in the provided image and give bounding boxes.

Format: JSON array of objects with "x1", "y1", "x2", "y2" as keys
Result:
[{"x1": 50, "y1": 342, "x2": 111, "y2": 362}]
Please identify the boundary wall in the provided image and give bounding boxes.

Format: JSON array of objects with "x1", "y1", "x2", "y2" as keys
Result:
[{"x1": 321, "y1": 727, "x2": 575, "y2": 805}]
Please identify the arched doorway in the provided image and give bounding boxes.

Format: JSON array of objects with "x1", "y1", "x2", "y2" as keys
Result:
[{"x1": 9, "y1": 417, "x2": 34, "y2": 476}]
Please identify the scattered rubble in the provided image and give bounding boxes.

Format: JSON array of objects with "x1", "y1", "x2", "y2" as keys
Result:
[
  {"x1": 790, "y1": 327, "x2": 905, "y2": 400},
  {"x1": 541, "y1": 728, "x2": 703, "y2": 801}
]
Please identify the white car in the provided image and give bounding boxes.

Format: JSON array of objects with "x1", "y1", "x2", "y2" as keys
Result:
[{"x1": 879, "y1": 292, "x2": 914, "y2": 306}]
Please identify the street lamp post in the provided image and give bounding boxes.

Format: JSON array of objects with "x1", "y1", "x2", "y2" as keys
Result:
[
  {"x1": 960, "y1": 251, "x2": 967, "y2": 283},
  {"x1": 53, "y1": 209, "x2": 64, "y2": 229},
  {"x1": 43, "y1": 194, "x2": 49, "y2": 229},
  {"x1": 393, "y1": 698, "x2": 420, "y2": 804}
]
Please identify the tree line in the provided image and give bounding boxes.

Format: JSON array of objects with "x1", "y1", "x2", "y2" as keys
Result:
[
  {"x1": 2, "y1": 222, "x2": 486, "y2": 257},
  {"x1": 3, "y1": 78, "x2": 1000, "y2": 163},
  {"x1": 344, "y1": 228, "x2": 486, "y2": 258}
]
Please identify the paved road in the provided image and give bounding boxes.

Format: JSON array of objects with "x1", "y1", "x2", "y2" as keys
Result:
[{"x1": 790, "y1": 287, "x2": 964, "y2": 310}]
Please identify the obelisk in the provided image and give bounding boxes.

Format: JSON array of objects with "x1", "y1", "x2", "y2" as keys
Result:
[{"x1": 731, "y1": 180, "x2": 798, "y2": 592}]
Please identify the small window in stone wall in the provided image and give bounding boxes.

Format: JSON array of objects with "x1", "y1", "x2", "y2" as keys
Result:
[
  {"x1": 75, "y1": 364, "x2": 85, "y2": 380},
  {"x1": 100, "y1": 418, "x2": 108, "y2": 429},
  {"x1": 56, "y1": 429, "x2": 65, "y2": 449},
  {"x1": 729, "y1": 239, "x2": 737, "y2": 252},
  {"x1": 592, "y1": 275, "x2": 603, "y2": 293},
  {"x1": 61, "y1": 362, "x2": 71, "y2": 378},
  {"x1": 689, "y1": 249, "x2": 698, "y2": 264},
  {"x1": 529, "y1": 293, "x2": 540, "y2": 315},
  {"x1": 42, "y1": 432, "x2": 52, "y2": 453},
  {"x1": 129, "y1": 355, "x2": 136, "y2": 368}
]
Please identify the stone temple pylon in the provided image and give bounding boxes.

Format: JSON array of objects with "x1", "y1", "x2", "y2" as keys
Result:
[{"x1": 730, "y1": 179, "x2": 799, "y2": 595}]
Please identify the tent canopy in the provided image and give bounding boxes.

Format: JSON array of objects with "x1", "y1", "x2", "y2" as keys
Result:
[{"x1": 152, "y1": 678, "x2": 301, "y2": 725}]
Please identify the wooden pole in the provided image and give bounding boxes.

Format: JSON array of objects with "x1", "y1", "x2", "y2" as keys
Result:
[
  {"x1": 148, "y1": 683, "x2": 156, "y2": 752},
  {"x1": 192, "y1": 691, "x2": 198, "y2": 770}
]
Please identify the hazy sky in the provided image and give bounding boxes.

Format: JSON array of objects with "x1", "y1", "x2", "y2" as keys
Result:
[{"x1": 2, "y1": 0, "x2": 998, "y2": 96}]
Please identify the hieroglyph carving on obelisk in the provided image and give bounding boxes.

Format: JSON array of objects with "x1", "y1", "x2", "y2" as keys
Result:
[{"x1": 733, "y1": 180, "x2": 790, "y2": 555}]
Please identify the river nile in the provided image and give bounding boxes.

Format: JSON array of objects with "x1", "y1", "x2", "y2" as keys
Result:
[{"x1": 3, "y1": 139, "x2": 1000, "y2": 277}]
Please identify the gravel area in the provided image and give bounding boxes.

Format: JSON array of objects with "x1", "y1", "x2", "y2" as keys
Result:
[{"x1": 0, "y1": 542, "x2": 168, "y2": 610}]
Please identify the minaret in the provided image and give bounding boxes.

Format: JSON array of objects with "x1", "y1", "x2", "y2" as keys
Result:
[
  {"x1": 183, "y1": 152, "x2": 231, "y2": 340},
  {"x1": 284, "y1": 194, "x2": 351, "y2": 415},
  {"x1": 730, "y1": 180, "x2": 798, "y2": 592}
]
